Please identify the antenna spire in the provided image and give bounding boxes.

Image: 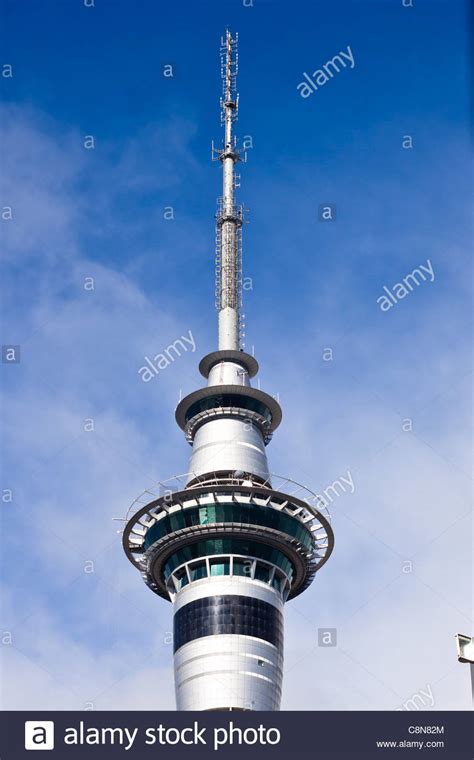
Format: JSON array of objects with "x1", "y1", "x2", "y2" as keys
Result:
[{"x1": 213, "y1": 30, "x2": 245, "y2": 350}]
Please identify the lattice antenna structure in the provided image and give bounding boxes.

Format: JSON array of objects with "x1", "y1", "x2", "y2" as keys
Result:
[{"x1": 212, "y1": 30, "x2": 246, "y2": 350}]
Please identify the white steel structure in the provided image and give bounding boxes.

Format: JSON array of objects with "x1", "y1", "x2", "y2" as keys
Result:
[{"x1": 123, "y1": 30, "x2": 334, "y2": 711}]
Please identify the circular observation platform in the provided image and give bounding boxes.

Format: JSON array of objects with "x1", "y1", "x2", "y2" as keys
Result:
[
  {"x1": 175, "y1": 385, "x2": 282, "y2": 444},
  {"x1": 122, "y1": 473, "x2": 334, "y2": 602},
  {"x1": 199, "y1": 350, "x2": 259, "y2": 379}
]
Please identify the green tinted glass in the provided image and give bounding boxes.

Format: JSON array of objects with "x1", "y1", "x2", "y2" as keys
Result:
[
  {"x1": 144, "y1": 503, "x2": 312, "y2": 550},
  {"x1": 209, "y1": 559, "x2": 230, "y2": 576},
  {"x1": 163, "y1": 538, "x2": 294, "y2": 581}
]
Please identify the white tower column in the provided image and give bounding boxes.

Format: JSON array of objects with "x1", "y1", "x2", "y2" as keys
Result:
[{"x1": 173, "y1": 576, "x2": 284, "y2": 711}]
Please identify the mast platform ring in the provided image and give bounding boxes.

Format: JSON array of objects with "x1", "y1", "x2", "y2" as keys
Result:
[{"x1": 199, "y1": 350, "x2": 259, "y2": 378}]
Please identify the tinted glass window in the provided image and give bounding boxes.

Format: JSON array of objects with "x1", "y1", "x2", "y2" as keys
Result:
[
  {"x1": 254, "y1": 563, "x2": 271, "y2": 583},
  {"x1": 271, "y1": 573, "x2": 283, "y2": 593},
  {"x1": 233, "y1": 558, "x2": 253, "y2": 577},
  {"x1": 185, "y1": 393, "x2": 272, "y2": 424},
  {"x1": 189, "y1": 562, "x2": 207, "y2": 581},
  {"x1": 173, "y1": 595, "x2": 284, "y2": 653},
  {"x1": 175, "y1": 567, "x2": 188, "y2": 590},
  {"x1": 209, "y1": 559, "x2": 230, "y2": 576},
  {"x1": 164, "y1": 539, "x2": 294, "y2": 581},
  {"x1": 144, "y1": 503, "x2": 312, "y2": 550}
]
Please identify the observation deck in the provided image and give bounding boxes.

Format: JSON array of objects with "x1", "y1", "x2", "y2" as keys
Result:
[{"x1": 123, "y1": 473, "x2": 334, "y2": 603}]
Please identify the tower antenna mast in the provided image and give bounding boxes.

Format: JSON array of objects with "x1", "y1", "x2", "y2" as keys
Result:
[{"x1": 213, "y1": 29, "x2": 245, "y2": 350}]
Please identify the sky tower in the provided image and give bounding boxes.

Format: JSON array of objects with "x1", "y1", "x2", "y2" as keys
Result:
[{"x1": 123, "y1": 30, "x2": 334, "y2": 711}]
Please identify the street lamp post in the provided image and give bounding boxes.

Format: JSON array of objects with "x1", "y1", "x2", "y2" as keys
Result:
[{"x1": 455, "y1": 633, "x2": 474, "y2": 705}]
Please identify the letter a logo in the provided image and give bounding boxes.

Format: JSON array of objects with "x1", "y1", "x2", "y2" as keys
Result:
[{"x1": 24, "y1": 721, "x2": 55, "y2": 750}]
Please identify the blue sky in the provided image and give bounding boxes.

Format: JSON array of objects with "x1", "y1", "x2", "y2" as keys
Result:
[{"x1": 1, "y1": 0, "x2": 472, "y2": 710}]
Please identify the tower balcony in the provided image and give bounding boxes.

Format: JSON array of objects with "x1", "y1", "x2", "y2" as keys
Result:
[{"x1": 123, "y1": 479, "x2": 334, "y2": 602}]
